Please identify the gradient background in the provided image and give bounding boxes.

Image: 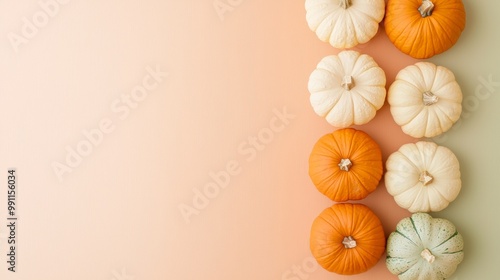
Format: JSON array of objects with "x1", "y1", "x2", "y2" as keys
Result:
[{"x1": 0, "y1": 0, "x2": 499, "y2": 279}]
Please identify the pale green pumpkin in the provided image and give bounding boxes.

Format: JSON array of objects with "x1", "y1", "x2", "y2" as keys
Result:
[{"x1": 386, "y1": 213, "x2": 464, "y2": 280}]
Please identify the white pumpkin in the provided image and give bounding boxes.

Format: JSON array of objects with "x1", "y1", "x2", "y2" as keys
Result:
[
  {"x1": 305, "y1": 0, "x2": 386, "y2": 49},
  {"x1": 308, "y1": 50, "x2": 386, "y2": 128},
  {"x1": 385, "y1": 141, "x2": 461, "y2": 213},
  {"x1": 388, "y1": 62, "x2": 463, "y2": 138},
  {"x1": 386, "y1": 213, "x2": 464, "y2": 280}
]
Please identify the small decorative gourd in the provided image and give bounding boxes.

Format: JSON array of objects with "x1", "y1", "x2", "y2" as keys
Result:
[
  {"x1": 385, "y1": 141, "x2": 461, "y2": 213},
  {"x1": 308, "y1": 50, "x2": 386, "y2": 128},
  {"x1": 388, "y1": 62, "x2": 463, "y2": 138},
  {"x1": 385, "y1": 0, "x2": 466, "y2": 59},
  {"x1": 310, "y1": 203, "x2": 386, "y2": 275},
  {"x1": 309, "y1": 128, "x2": 383, "y2": 201},
  {"x1": 387, "y1": 212, "x2": 464, "y2": 279},
  {"x1": 305, "y1": 0, "x2": 385, "y2": 49}
]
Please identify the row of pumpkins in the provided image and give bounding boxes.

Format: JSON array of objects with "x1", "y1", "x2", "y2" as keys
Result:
[{"x1": 304, "y1": 0, "x2": 467, "y2": 279}]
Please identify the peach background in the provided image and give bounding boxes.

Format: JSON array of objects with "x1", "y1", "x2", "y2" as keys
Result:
[{"x1": 0, "y1": 0, "x2": 499, "y2": 279}]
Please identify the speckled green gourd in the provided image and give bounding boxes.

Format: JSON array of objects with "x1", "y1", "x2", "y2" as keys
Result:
[{"x1": 386, "y1": 213, "x2": 464, "y2": 280}]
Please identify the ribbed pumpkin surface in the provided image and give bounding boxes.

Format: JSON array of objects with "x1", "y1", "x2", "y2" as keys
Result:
[
  {"x1": 310, "y1": 203, "x2": 386, "y2": 275},
  {"x1": 309, "y1": 128, "x2": 383, "y2": 201},
  {"x1": 385, "y1": 0, "x2": 466, "y2": 59}
]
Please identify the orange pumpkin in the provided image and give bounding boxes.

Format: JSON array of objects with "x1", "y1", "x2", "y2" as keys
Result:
[
  {"x1": 308, "y1": 128, "x2": 383, "y2": 202},
  {"x1": 310, "y1": 203, "x2": 386, "y2": 275},
  {"x1": 384, "y1": 0, "x2": 466, "y2": 59}
]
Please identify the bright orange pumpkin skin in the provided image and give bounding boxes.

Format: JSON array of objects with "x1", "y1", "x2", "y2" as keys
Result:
[
  {"x1": 308, "y1": 128, "x2": 383, "y2": 202},
  {"x1": 310, "y1": 203, "x2": 386, "y2": 275},
  {"x1": 385, "y1": 0, "x2": 466, "y2": 59}
]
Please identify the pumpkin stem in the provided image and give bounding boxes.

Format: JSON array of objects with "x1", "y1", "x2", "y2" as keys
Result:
[
  {"x1": 419, "y1": 171, "x2": 434, "y2": 186},
  {"x1": 423, "y1": 91, "x2": 439, "y2": 106},
  {"x1": 418, "y1": 0, "x2": 435, "y2": 17},
  {"x1": 342, "y1": 236, "x2": 357, "y2": 249},
  {"x1": 421, "y1": 249, "x2": 436, "y2": 263},
  {"x1": 341, "y1": 75, "x2": 354, "y2": 90},
  {"x1": 339, "y1": 0, "x2": 352, "y2": 9},
  {"x1": 338, "y1": 158, "x2": 353, "y2": 171}
]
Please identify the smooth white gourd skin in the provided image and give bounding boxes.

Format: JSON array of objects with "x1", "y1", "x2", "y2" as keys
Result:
[
  {"x1": 305, "y1": 0, "x2": 386, "y2": 48},
  {"x1": 385, "y1": 141, "x2": 461, "y2": 213},
  {"x1": 388, "y1": 62, "x2": 463, "y2": 138},
  {"x1": 387, "y1": 213, "x2": 464, "y2": 280},
  {"x1": 308, "y1": 50, "x2": 386, "y2": 128}
]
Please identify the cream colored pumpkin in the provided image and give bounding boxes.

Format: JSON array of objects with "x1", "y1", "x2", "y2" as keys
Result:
[
  {"x1": 387, "y1": 213, "x2": 464, "y2": 280},
  {"x1": 388, "y1": 62, "x2": 463, "y2": 138},
  {"x1": 305, "y1": 0, "x2": 385, "y2": 49},
  {"x1": 385, "y1": 141, "x2": 461, "y2": 213},
  {"x1": 308, "y1": 50, "x2": 386, "y2": 128}
]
